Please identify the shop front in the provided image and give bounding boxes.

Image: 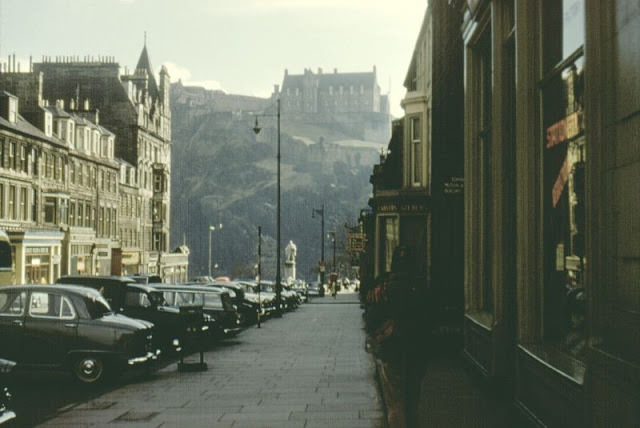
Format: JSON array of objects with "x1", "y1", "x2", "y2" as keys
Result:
[
  {"x1": 62, "y1": 227, "x2": 95, "y2": 277},
  {"x1": 9, "y1": 229, "x2": 63, "y2": 284}
]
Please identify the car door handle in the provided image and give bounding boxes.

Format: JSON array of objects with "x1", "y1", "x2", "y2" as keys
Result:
[
  {"x1": 12, "y1": 319, "x2": 23, "y2": 327},
  {"x1": 64, "y1": 323, "x2": 76, "y2": 328}
]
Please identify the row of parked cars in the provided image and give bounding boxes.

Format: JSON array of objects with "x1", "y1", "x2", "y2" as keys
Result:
[{"x1": 0, "y1": 276, "x2": 309, "y2": 399}]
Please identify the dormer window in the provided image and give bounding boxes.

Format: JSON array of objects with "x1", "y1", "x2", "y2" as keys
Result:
[
  {"x1": 44, "y1": 112, "x2": 53, "y2": 137},
  {"x1": 8, "y1": 98, "x2": 17, "y2": 124}
]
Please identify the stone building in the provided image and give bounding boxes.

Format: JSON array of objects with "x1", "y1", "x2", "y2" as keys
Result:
[
  {"x1": 365, "y1": 1, "x2": 464, "y2": 332},
  {"x1": 0, "y1": 44, "x2": 188, "y2": 283},
  {"x1": 33, "y1": 46, "x2": 176, "y2": 278},
  {"x1": 457, "y1": 0, "x2": 638, "y2": 426},
  {"x1": 276, "y1": 67, "x2": 392, "y2": 143},
  {"x1": 364, "y1": 0, "x2": 639, "y2": 426}
]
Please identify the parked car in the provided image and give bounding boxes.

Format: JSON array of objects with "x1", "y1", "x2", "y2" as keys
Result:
[
  {"x1": 56, "y1": 276, "x2": 206, "y2": 354},
  {"x1": 0, "y1": 285, "x2": 158, "y2": 384},
  {"x1": 259, "y1": 281, "x2": 299, "y2": 311},
  {"x1": 236, "y1": 281, "x2": 277, "y2": 317},
  {"x1": 0, "y1": 359, "x2": 16, "y2": 425},
  {"x1": 289, "y1": 280, "x2": 309, "y2": 303},
  {"x1": 307, "y1": 281, "x2": 324, "y2": 297},
  {"x1": 156, "y1": 285, "x2": 242, "y2": 339},
  {"x1": 205, "y1": 281, "x2": 261, "y2": 325}
]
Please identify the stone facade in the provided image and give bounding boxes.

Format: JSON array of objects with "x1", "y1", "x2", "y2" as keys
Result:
[{"x1": 0, "y1": 45, "x2": 187, "y2": 284}]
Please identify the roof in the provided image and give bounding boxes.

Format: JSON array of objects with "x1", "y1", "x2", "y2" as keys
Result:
[
  {"x1": 1, "y1": 283, "x2": 104, "y2": 297},
  {"x1": 0, "y1": 111, "x2": 65, "y2": 148},
  {"x1": 134, "y1": 45, "x2": 159, "y2": 99}
]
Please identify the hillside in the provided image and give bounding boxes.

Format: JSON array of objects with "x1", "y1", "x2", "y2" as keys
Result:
[{"x1": 169, "y1": 84, "x2": 387, "y2": 281}]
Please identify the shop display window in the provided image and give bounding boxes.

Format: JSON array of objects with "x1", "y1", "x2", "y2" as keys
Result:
[{"x1": 541, "y1": 0, "x2": 586, "y2": 359}]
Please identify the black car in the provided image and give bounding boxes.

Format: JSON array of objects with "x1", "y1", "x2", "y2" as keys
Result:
[
  {"x1": 155, "y1": 285, "x2": 242, "y2": 339},
  {"x1": 0, "y1": 359, "x2": 16, "y2": 425},
  {"x1": 0, "y1": 285, "x2": 158, "y2": 384},
  {"x1": 56, "y1": 276, "x2": 205, "y2": 354}
]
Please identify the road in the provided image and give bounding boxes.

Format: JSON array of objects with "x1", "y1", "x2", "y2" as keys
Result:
[{"x1": 11, "y1": 292, "x2": 383, "y2": 428}]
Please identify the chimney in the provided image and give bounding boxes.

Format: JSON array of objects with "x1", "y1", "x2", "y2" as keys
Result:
[
  {"x1": 334, "y1": 68, "x2": 338, "y2": 74},
  {"x1": 318, "y1": 67, "x2": 322, "y2": 74}
]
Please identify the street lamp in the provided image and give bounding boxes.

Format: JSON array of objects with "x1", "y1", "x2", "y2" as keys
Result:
[
  {"x1": 312, "y1": 204, "x2": 325, "y2": 289},
  {"x1": 328, "y1": 231, "x2": 337, "y2": 274},
  {"x1": 253, "y1": 98, "x2": 282, "y2": 316},
  {"x1": 257, "y1": 226, "x2": 262, "y2": 328},
  {"x1": 208, "y1": 224, "x2": 222, "y2": 278}
]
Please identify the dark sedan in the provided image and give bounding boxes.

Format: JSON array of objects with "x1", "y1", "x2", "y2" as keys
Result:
[{"x1": 0, "y1": 285, "x2": 158, "y2": 384}]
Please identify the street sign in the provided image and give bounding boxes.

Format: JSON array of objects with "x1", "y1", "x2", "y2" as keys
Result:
[{"x1": 348, "y1": 233, "x2": 365, "y2": 252}]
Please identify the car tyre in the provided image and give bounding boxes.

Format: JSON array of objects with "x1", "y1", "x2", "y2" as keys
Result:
[{"x1": 72, "y1": 355, "x2": 105, "y2": 384}]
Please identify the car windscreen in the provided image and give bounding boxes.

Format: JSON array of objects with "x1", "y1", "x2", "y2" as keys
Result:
[{"x1": 82, "y1": 294, "x2": 113, "y2": 319}]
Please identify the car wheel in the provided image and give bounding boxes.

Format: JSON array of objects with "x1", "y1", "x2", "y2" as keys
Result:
[{"x1": 72, "y1": 356, "x2": 105, "y2": 384}]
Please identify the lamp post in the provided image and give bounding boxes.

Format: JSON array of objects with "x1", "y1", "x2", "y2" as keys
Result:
[
  {"x1": 208, "y1": 224, "x2": 222, "y2": 278},
  {"x1": 328, "y1": 231, "x2": 336, "y2": 274},
  {"x1": 257, "y1": 226, "x2": 262, "y2": 328},
  {"x1": 312, "y1": 204, "x2": 325, "y2": 289},
  {"x1": 253, "y1": 98, "x2": 282, "y2": 316}
]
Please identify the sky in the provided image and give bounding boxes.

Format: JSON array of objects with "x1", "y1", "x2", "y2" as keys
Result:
[{"x1": 0, "y1": 0, "x2": 428, "y2": 118}]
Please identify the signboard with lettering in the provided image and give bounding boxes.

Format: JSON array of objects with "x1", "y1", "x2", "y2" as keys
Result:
[
  {"x1": 444, "y1": 177, "x2": 464, "y2": 194},
  {"x1": 348, "y1": 233, "x2": 365, "y2": 252}
]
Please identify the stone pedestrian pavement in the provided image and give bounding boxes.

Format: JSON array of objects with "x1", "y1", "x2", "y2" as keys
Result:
[{"x1": 36, "y1": 293, "x2": 384, "y2": 428}]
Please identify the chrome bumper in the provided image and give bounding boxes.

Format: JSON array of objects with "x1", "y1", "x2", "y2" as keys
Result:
[
  {"x1": 0, "y1": 410, "x2": 16, "y2": 425},
  {"x1": 127, "y1": 349, "x2": 162, "y2": 366}
]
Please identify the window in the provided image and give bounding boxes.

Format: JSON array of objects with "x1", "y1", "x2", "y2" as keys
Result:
[
  {"x1": 44, "y1": 196, "x2": 56, "y2": 224},
  {"x1": 53, "y1": 156, "x2": 59, "y2": 180},
  {"x1": 8, "y1": 186, "x2": 16, "y2": 220},
  {"x1": 8, "y1": 142, "x2": 16, "y2": 170},
  {"x1": 0, "y1": 184, "x2": 4, "y2": 219},
  {"x1": 69, "y1": 201, "x2": 75, "y2": 226},
  {"x1": 20, "y1": 188, "x2": 27, "y2": 221},
  {"x1": 57, "y1": 156, "x2": 63, "y2": 181},
  {"x1": 99, "y1": 207, "x2": 104, "y2": 235},
  {"x1": 0, "y1": 291, "x2": 26, "y2": 315},
  {"x1": 478, "y1": 26, "x2": 493, "y2": 312},
  {"x1": 29, "y1": 292, "x2": 76, "y2": 319},
  {"x1": 378, "y1": 216, "x2": 399, "y2": 275},
  {"x1": 540, "y1": 0, "x2": 586, "y2": 358},
  {"x1": 410, "y1": 116, "x2": 422, "y2": 186},
  {"x1": 154, "y1": 172, "x2": 163, "y2": 193},
  {"x1": 77, "y1": 202, "x2": 83, "y2": 226},
  {"x1": 19, "y1": 145, "x2": 27, "y2": 173}
]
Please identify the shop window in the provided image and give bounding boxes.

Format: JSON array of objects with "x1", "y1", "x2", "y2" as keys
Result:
[
  {"x1": 378, "y1": 216, "x2": 399, "y2": 275},
  {"x1": 468, "y1": 17, "x2": 494, "y2": 313},
  {"x1": 541, "y1": 0, "x2": 586, "y2": 358}
]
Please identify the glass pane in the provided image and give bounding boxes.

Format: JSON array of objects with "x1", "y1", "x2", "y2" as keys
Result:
[
  {"x1": 543, "y1": 0, "x2": 585, "y2": 70},
  {"x1": 542, "y1": 60, "x2": 586, "y2": 358},
  {"x1": 0, "y1": 291, "x2": 25, "y2": 315}
]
